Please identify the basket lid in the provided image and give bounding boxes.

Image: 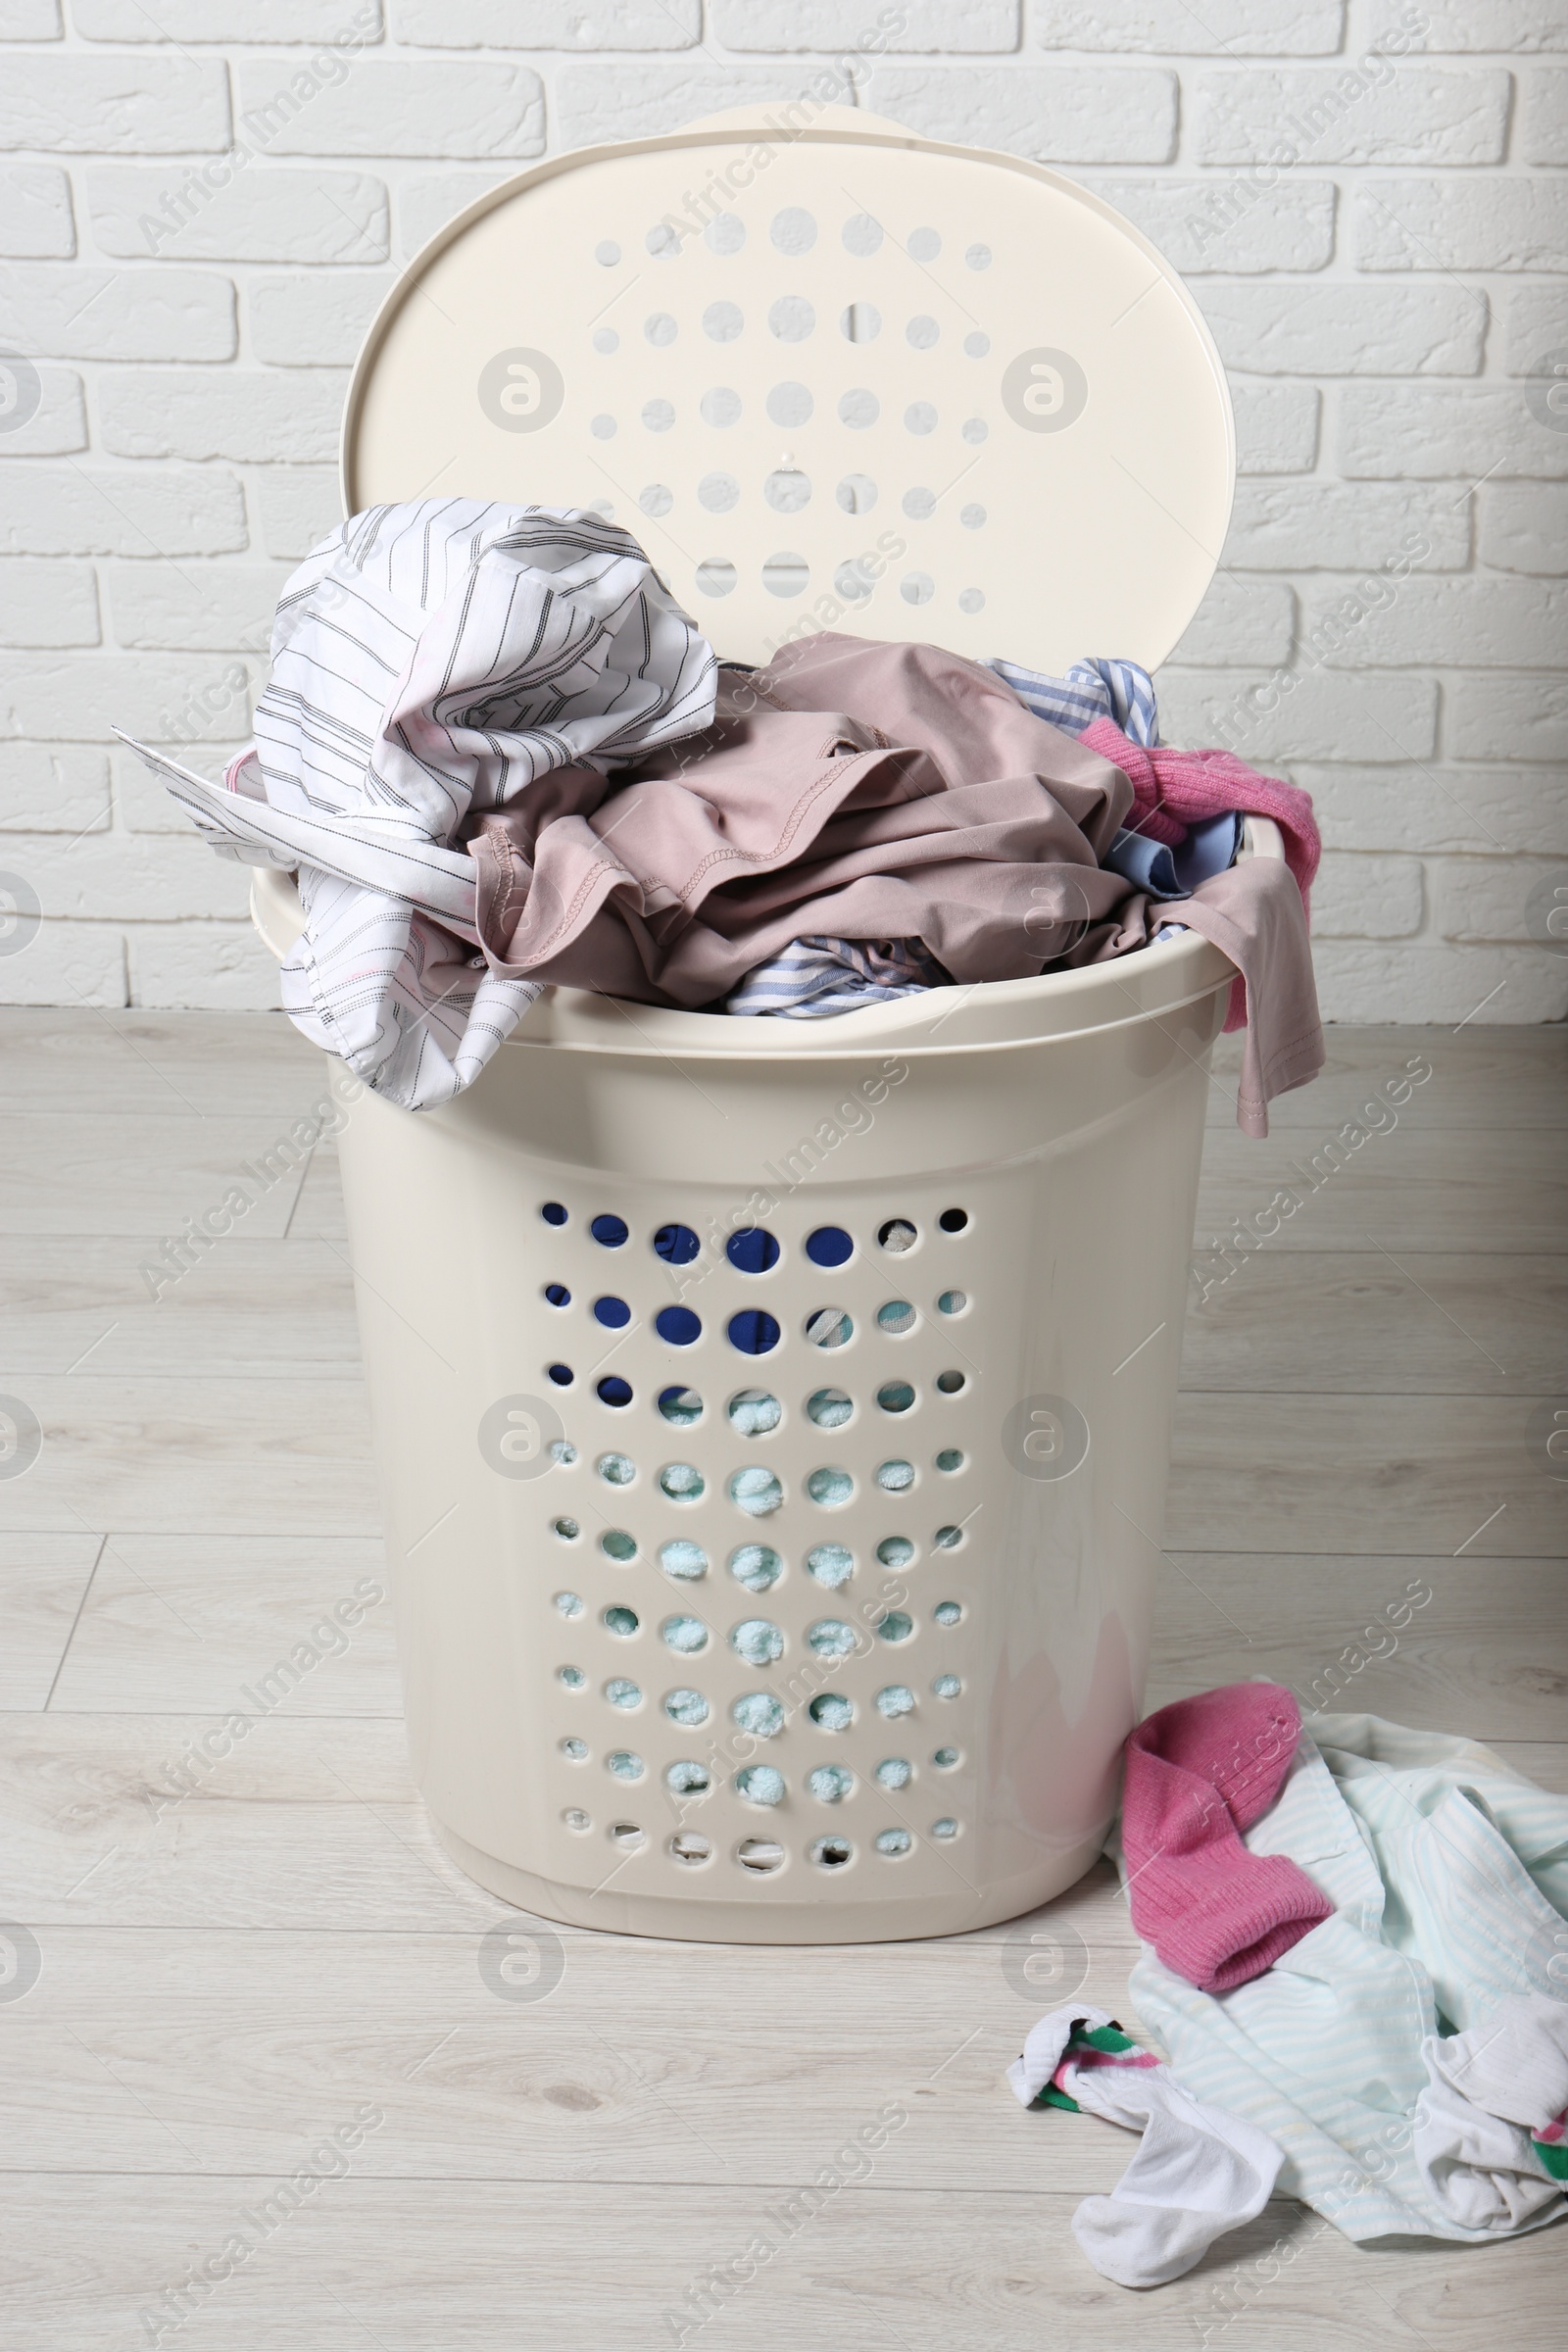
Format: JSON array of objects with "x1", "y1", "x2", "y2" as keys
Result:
[{"x1": 342, "y1": 106, "x2": 1233, "y2": 674}]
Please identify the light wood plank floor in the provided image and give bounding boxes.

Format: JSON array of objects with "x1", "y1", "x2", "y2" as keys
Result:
[{"x1": 1, "y1": 1010, "x2": 1564, "y2": 2350}]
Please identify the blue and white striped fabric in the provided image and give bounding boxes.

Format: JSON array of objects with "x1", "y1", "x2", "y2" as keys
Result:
[
  {"x1": 1125, "y1": 1710, "x2": 1568, "y2": 2244},
  {"x1": 986, "y1": 655, "x2": 1160, "y2": 748},
  {"x1": 724, "y1": 934, "x2": 949, "y2": 1019}
]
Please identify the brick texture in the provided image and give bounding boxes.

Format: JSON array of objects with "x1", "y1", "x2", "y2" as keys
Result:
[{"x1": 0, "y1": 24, "x2": 1558, "y2": 1021}]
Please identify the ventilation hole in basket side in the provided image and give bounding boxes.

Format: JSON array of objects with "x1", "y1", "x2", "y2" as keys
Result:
[
  {"x1": 736, "y1": 1763, "x2": 785, "y2": 1805},
  {"x1": 700, "y1": 386, "x2": 741, "y2": 428},
  {"x1": 729, "y1": 1466, "x2": 783, "y2": 1517},
  {"x1": 703, "y1": 299, "x2": 743, "y2": 340},
  {"x1": 604, "y1": 1677, "x2": 641, "y2": 1708},
  {"x1": 933, "y1": 1524, "x2": 963, "y2": 1550},
  {"x1": 875, "y1": 1461, "x2": 913, "y2": 1494},
  {"x1": 878, "y1": 1300, "x2": 916, "y2": 1335},
  {"x1": 561, "y1": 1735, "x2": 588, "y2": 1760},
  {"x1": 592, "y1": 415, "x2": 616, "y2": 439},
  {"x1": 659, "y1": 1540, "x2": 708, "y2": 1582},
  {"x1": 840, "y1": 300, "x2": 881, "y2": 342},
  {"x1": 765, "y1": 384, "x2": 812, "y2": 429},
  {"x1": 809, "y1": 1691, "x2": 853, "y2": 1730},
  {"x1": 807, "y1": 1466, "x2": 853, "y2": 1506},
  {"x1": 737, "y1": 1837, "x2": 785, "y2": 1873},
  {"x1": 935, "y1": 1371, "x2": 966, "y2": 1395},
  {"x1": 727, "y1": 1226, "x2": 780, "y2": 1274},
  {"x1": 554, "y1": 1591, "x2": 583, "y2": 1618},
  {"x1": 877, "y1": 1684, "x2": 914, "y2": 1718},
  {"x1": 939, "y1": 1206, "x2": 969, "y2": 1233},
  {"x1": 654, "y1": 1222, "x2": 701, "y2": 1266},
  {"x1": 697, "y1": 558, "x2": 737, "y2": 597},
  {"x1": 875, "y1": 1757, "x2": 911, "y2": 1789},
  {"x1": 730, "y1": 1616, "x2": 784, "y2": 1665},
  {"x1": 762, "y1": 549, "x2": 808, "y2": 596},
  {"x1": 902, "y1": 487, "x2": 935, "y2": 523},
  {"x1": 545, "y1": 1283, "x2": 570, "y2": 1306},
  {"x1": 657, "y1": 1462, "x2": 703, "y2": 1504},
  {"x1": 552, "y1": 1516, "x2": 580, "y2": 1542},
  {"x1": 548, "y1": 1363, "x2": 573, "y2": 1387},
  {"x1": 876, "y1": 1537, "x2": 914, "y2": 1568},
  {"x1": 876, "y1": 1827, "x2": 912, "y2": 1856},
  {"x1": 644, "y1": 311, "x2": 677, "y2": 347},
  {"x1": 931, "y1": 1816, "x2": 959, "y2": 1838},
  {"x1": 877, "y1": 1381, "x2": 915, "y2": 1414},
  {"x1": 933, "y1": 1745, "x2": 960, "y2": 1769},
  {"x1": 551, "y1": 1439, "x2": 577, "y2": 1466},
  {"x1": 664, "y1": 1687, "x2": 710, "y2": 1726},
  {"x1": 607, "y1": 1749, "x2": 644, "y2": 1781},
  {"x1": 806, "y1": 1543, "x2": 854, "y2": 1589},
  {"x1": 662, "y1": 1615, "x2": 710, "y2": 1654},
  {"x1": 728, "y1": 1544, "x2": 781, "y2": 1592},
  {"x1": 728, "y1": 1308, "x2": 781, "y2": 1355},
  {"x1": 732, "y1": 1691, "x2": 785, "y2": 1738},
  {"x1": 589, "y1": 1212, "x2": 627, "y2": 1247},
  {"x1": 937, "y1": 1291, "x2": 966, "y2": 1315},
  {"x1": 671, "y1": 1832, "x2": 712, "y2": 1864},
  {"x1": 811, "y1": 1836, "x2": 853, "y2": 1868},
  {"x1": 877, "y1": 1610, "x2": 914, "y2": 1643},
  {"x1": 646, "y1": 221, "x2": 678, "y2": 258},
  {"x1": 907, "y1": 225, "x2": 941, "y2": 260},
  {"x1": 638, "y1": 483, "x2": 672, "y2": 518},
  {"x1": 664, "y1": 1759, "x2": 710, "y2": 1793},
  {"x1": 764, "y1": 467, "x2": 811, "y2": 514},
  {"x1": 905, "y1": 403, "x2": 938, "y2": 437},
  {"x1": 698, "y1": 471, "x2": 739, "y2": 513},
  {"x1": 806, "y1": 1306, "x2": 853, "y2": 1348},
  {"x1": 934, "y1": 1600, "x2": 962, "y2": 1626},
  {"x1": 806, "y1": 1225, "x2": 854, "y2": 1268},
  {"x1": 706, "y1": 211, "x2": 745, "y2": 255},
  {"x1": 603, "y1": 1605, "x2": 639, "y2": 1638},
  {"x1": 960, "y1": 504, "x2": 987, "y2": 531},
  {"x1": 807, "y1": 1387, "x2": 853, "y2": 1429},
  {"x1": 610, "y1": 1820, "x2": 645, "y2": 1849},
  {"x1": 932, "y1": 1674, "x2": 961, "y2": 1698},
  {"x1": 655, "y1": 1305, "x2": 701, "y2": 1346},
  {"x1": 808, "y1": 1764, "x2": 854, "y2": 1802},
  {"x1": 842, "y1": 210, "x2": 882, "y2": 256},
  {"x1": 658, "y1": 1386, "x2": 704, "y2": 1425},
  {"x1": 906, "y1": 314, "x2": 939, "y2": 350},
  {"x1": 959, "y1": 588, "x2": 986, "y2": 614},
  {"x1": 835, "y1": 472, "x2": 878, "y2": 514},
  {"x1": 600, "y1": 1529, "x2": 636, "y2": 1561},
  {"x1": 564, "y1": 1806, "x2": 592, "y2": 1830},
  {"x1": 597, "y1": 1451, "x2": 635, "y2": 1486},
  {"x1": 727, "y1": 1388, "x2": 780, "y2": 1436},
  {"x1": 595, "y1": 241, "x2": 620, "y2": 267},
  {"x1": 834, "y1": 559, "x2": 874, "y2": 602},
  {"x1": 901, "y1": 571, "x2": 934, "y2": 606},
  {"x1": 593, "y1": 1296, "x2": 630, "y2": 1330},
  {"x1": 558, "y1": 1665, "x2": 586, "y2": 1690},
  {"x1": 807, "y1": 1617, "x2": 856, "y2": 1658},
  {"x1": 769, "y1": 294, "x2": 814, "y2": 340},
  {"x1": 839, "y1": 387, "x2": 878, "y2": 429}
]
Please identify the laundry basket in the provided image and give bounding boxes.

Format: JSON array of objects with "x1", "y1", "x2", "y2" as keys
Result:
[{"x1": 250, "y1": 107, "x2": 1260, "y2": 1943}]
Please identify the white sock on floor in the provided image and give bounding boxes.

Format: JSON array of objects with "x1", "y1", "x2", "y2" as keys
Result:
[{"x1": 1414, "y1": 1992, "x2": 1568, "y2": 2232}]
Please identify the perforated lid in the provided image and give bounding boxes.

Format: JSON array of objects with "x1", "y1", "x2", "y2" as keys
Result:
[{"x1": 343, "y1": 108, "x2": 1234, "y2": 674}]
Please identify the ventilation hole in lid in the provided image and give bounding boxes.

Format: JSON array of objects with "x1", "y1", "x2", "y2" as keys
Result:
[
  {"x1": 696, "y1": 559, "x2": 737, "y2": 597},
  {"x1": 939, "y1": 1206, "x2": 969, "y2": 1233},
  {"x1": 807, "y1": 1388, "x2": 853, "y2": 1429},
  {"x1": 877, "y1": 1537, "x2": 914, "y2": 1568},
  {"x1": 559, "y1": 1665, "x2": 586, "y2": 1690},
  {"x1": 769, "y1": 294, "x2": 814, "y2": 340},
  {"x1": 875, "y1": 1756, "x2": 911, "y2": 1789},
  {"x1": 564, "y1": 1806, "x2": 591, "y2": 1830},
  {"x1": 659, "y1": 1461, "x2": 704, "y2": 1503},
  {"x1": 646, "y1": 222, "x2": 678, "y2": 257},
  {"x1": 876, "y1": 1827, "x2": 913, "y2": 1856},
  {"x1": 727, "y1": 1388, "x2": 781, "y2": 1436},
  {"x1": 597, "y1": 1376, "x2": 633, "y2": 1407},
  {"x1": 835, "y1": 472, "x2": 878, "y2": 514},
  {"x1": 907, "y1": 226, "x2": 941, "y2": 260},
  {"x1": 659, "y1": 1539, "x2": 708, "y2": 1581},
  {"x1": 935, "y1": 1371, "x2": 966, "y2": 1396},
  {"x1": 593, "y1": 1296, "x2": 631, "y2": 1330},
  {"x1": 906, "y1": 403, "x2": 938, "y2": 436},
  {"x1": 807, "y1": 1466, "x2": 853, "y2": 1506},
  {"x1": 607, "y1": 1748, "x2": 643, "y2": 1781},
  {"x1": 728, "y1": 1308, "x2": 781, "y2": 1355},
  {"x1": 762, "y1": 550, "x2": 808, "y2": 597},
  {"x1": 729, "y1": 1466, "x2": 783, "y2": 1517},
  {"x1": 765, "y1": 383, "x2": 812, "y2": 429},
  {"x1": 902, "y1": 487, "x2": 935, "y2": 520},
  {"x1": 811, "y1": 1835, "x2": 853, "y2": 1868},
  {"x1": 809, "y1": 1691, "x2": 853, "y2": 1730},
  {"x1": 655, "y1": 1306, "x2": 701, "y2": 1347},
  {"x1": 597, "y1": 1451, "x2": 635, "y2": 1485},
  {"x1": 665, "y1": 1758, "x2": 710, "y2": 1793},
  {"x1": 738, "y1": 1836, "x2": 785, "y2": 1872},
  {"x1": 658, "y1": 1385, "x2": 703, "y2": 1425},
  {"x1": 960, "y1": 504, "x2": 986, "y2": 530},
  {"x1": 561, "y1": 1735, "x2": 588, "y2": 1759},
  {"x1": 600, "y1": 1529, "x2": 636, "y2": 1561},
  {"x1": 877, "y1": 1684, "x2": 914, "y2": 1717},
  {"x1": 961, "y1": 418, "x2": 988, "y2": 445},
  {"x1": 555, "y1": 1591, "x2": 584, "y2": 1617},
  {"x1": 664, "y1": 1687, "x2": 709, "y2": 1725},
  {"x1": 875, "y1": 1462, "x2": 913, "y2": 1494},
  {"x1": 840, "y1": 300, "x2": 881, "y2": 342},
  {"x1": 698, "y1": 471, "x2": 740, "y2": 513},
  {"x1": 958, "y1": 589, "x2": 986, "y2": 615},
  {"x1": 842, "y1": 210, "x2": 883, "y2": 255},
  {"x1": 934, "y1": 1524, "x2": 963, "y2": 1549},
  {"x1": 806, "y1": 1307, "x2": 853, "y2": 1348},
  {"x1": 935, "y1": 1448, "x2": 964, "y2": 1473},
  {"x1": 729, "y1": 1544, "x2": 781, "y2": 1592},
  {"x1": 605, "y1": 1677, "x2": 641, "y2": 1708},
  {"x1": 934, "y1": 1601, "x2": 962, "y2": 1625},
  {"x1": 662, "y1": 1615, "x2": 710, "y2": 1654},
  {"x1": 877, "y1": 1381, "x2": 916, "y2": 1414},
  {"x1": 965, "y1": 242, "x2": 992, "y2": 270},
  {"x1": 671, "y1": 1831, "x2": 712, "y2": 1863},
  {"x1": 727, "y1": 1226, "x2": 780, "y2": 1274},
  {"x1": 736, "y1": 1763, "x2": 785, "y2": 1805},
  {"x1": 593, "y1": 327, "x2": 618, "y2": 354},
  {"x1": 545, "y1": 1282, "x2": 570, "y2": 1306},
  {"x1": 641, "y1": 398, "x2": 675, "y2": 433},
  {"x1": 639, "y1": 484, "x2": 673, "y2": 517},
  {"x1": 808, "y1": 1764, "x2": 854, "y2": 1802},
  {"x1": 878, "y1": 1610, "x2": 913, "y2": 1642},
  {"x1": 937, "y1": 1291, "x2": 966, "y2": 1315},
  {"x1": 730, "y1": 1617, "x2": 784, "y2": 1665},
  {"x1": 706, "y1": 211, "x2": 745, "y2": 255},
  {"x1": 553, "y1": 1516, "x2": 581, "y2": 1542},
  {"x1": 906, "y1": 315, "x2": 939, "y2": 349},
  {"x1": 901, "y1": 572, "x2": 935, "y2": 606},
  {"x1": 542, "y1": 1201, "x2": 567, "y2": 1225},
  {"x1": 764, "y1": 467, "x2": 811, "y2": 514},
  {"x1": 703, "y1": 299, "x2": 743, "y2": 341},
  {"x1": 964, "y1": 330, "x2": 991, "y2": 358},
  {"x1": 551, "y1": 1439, "x2": 577, "y2": 1465},
  {"x1": 932, "y1": 1674, "x2": 961, "y2": 1698},
  {"x1": 732, "y1": 1690, "x2": 785, "y2": 1738},
  {"x1": 878, "y1": 1300, "x2": 916, "y2": 1335},
  {"x1": 806, "y1": 1543, "x2": 854, "y2": 1589},
  {"x1": 840, "y1": 387, "x2": 879, "y2": 429},
  {"x1": 770, "y1": 206, "x2": 816, "y2": 255},
  {"x1": 611, "y1": 1820, "x2": 645, "y2": 1850},
  {"x1": 590, "y1": 415, "x2": 616, "y2": 439},
  {"x1": 595, "y1": 240, "x2": 620, "y2": 266},
  {"x1": 807, "y1": 1617, "x2": 856, "y2": 1658},
  {"x1": 700, "y1": 386, "x2": 742, "y2": 427},
  {"x1": 644, "y1": 312, "x2": 677, "y2": 347},
  {"x1": 548, "y1": 1363, "x2": 574, "y2": 1387}
]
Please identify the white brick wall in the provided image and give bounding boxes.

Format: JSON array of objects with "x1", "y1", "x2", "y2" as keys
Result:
[{"x1": 0, "y1": 3, "x2": 1561, "y2": 1023}]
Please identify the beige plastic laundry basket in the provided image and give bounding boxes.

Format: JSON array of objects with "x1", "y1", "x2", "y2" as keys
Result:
[{"x1": 251, "y1": 107, "x2": 1259, "y2": 1942}]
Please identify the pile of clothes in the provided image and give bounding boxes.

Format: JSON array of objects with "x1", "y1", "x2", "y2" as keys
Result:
[
  {"x1": 1011, "y1": 1685, "x2": 1568, "y2": 2287},
  {"x1": 122, "y1": 499, "x2": 1323, "y2": 1132}
]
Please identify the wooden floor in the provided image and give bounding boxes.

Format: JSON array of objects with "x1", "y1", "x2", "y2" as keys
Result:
[{"x1": 1, "y1": 1009, "x2": 1564, "y2": 2349}]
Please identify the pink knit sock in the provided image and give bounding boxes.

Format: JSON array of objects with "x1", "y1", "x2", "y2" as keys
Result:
[{"x1": 1121, "y1": 1684, "x2": 1332, "y2": 1993}]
